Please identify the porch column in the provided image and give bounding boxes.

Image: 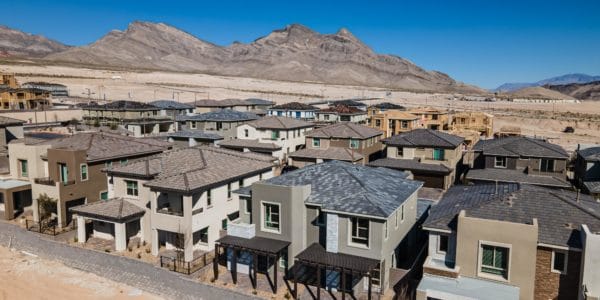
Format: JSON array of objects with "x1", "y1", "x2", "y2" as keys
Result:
[
  {"x1": 76, "y1": 216, "x2": 86, "y2": 243},
  {"x1": 341, "y1": 268, "x2": 345, "y2": 300},
  {"x1": 184, "y1": 231, "x2": 193, "y2": 262},
  {"x1": 114, "y1": 222, "x2": 127, "y2": 251},
  {"x1": 367, "y1": 273, "x2": 372, "y2": 300},
  {"x1": 151, "y1": 228, "x2": 159, "y2": 256},
  {"x1": 32, "y1": 196, "x2": 39, "y2": 222},
  {"x1": 273, "y1": 253, "x2": 278, "y2": 293},
  {"x1": 213, "y1": 245, "x2": 219, "y2": 280},
  {"x1": 232, "y1": 249, "x2": 238, "y2": 284},
  {"x1": 252, "y1": 253, "x2": 258, "y2": 289}
]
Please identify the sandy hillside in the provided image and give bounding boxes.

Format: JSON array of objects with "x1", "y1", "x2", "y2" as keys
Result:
[{"x1": 0, "y1": 246, "x2": 162, "y2": 300}]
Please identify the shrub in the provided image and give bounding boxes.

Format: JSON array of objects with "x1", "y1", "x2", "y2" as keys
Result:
[
  {"x1": 105, "y1": 248, "x2": 111, "y2": 253},
  {"x1": 137, "y1": 253, "x2": 142, "y2": 259},
  {"x1": 145, "y1": 248, "x2": 151, "y2": 254},
  {"x1": 73, "y1": 237, "x2": 78, "y2": 243}
]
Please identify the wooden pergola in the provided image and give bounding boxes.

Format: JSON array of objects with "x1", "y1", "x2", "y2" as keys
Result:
[
  {"x1": 214, "y1": 235, "x2": 290, "y2": 293},
  {"x1": 292, "y1": 243, "x2": 381, "y2": 300}
]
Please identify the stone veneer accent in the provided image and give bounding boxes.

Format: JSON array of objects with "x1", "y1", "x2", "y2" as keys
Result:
[{"x1": 534, "y1": 246, "x2": 581, "y2": 300}]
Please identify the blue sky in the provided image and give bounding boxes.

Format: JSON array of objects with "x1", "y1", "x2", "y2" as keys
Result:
[{"x1": 4, "y1": 0, "x2": 600, "y2": 88}]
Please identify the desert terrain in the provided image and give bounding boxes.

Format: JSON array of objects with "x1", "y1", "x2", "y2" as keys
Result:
[
  {"x1": 2, "y1": 62, "x2": 600, "y2": 151},
  {"x1": 0, "y1": 246, "x2": 161, "y2": 300}
]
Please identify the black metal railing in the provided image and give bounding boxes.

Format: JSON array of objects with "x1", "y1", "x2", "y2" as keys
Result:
[
  {"x1": 25, "y1": 219, "x2": 77, "y2": 236},
  {"x1": 34, "y1": 177, "x2": 55, "y2": 186},
  {"x1": 159, "y1": 252, "x2": 212, "y2": 275}
]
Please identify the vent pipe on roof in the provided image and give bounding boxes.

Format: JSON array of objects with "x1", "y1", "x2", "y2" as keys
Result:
[{"x1": 576, "y1": 189, "x2": 581, "y2": 203}]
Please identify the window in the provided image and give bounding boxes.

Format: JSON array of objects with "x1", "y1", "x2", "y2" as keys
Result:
[
  {"x1": 80, "y1": 164, "x2": 88, "y2": 181},
  {"x1": 239, "y1": 179, "x2": 244, "y2": 187},
  {"x1": 222, "y1": 218, "x2": 228, "y2": 230},
  {"x1": 197, "y1": 227, "x2": 208, "y2": 244},
  {"x1": 190, "y1": 121, "x2": 197, "y2": 129},
  {"x1": 552, "y1": 250, "x2": 567, "y2": 274},
  {"x1": 370, "y1": 263, "x2": 381, "y2": 287},
  {"x1": 244, "y1": 129, "x2": 249, "y2": 137},
  {"x1": 120, "y1": 159, "x2": 128, "y2": 165},
  {"x1": 313, "y1": 138, "x2": 321, "y2": 148},
  {"x1": 324, "y1": 114, "x2": 330, "y2": 121},
  {"x1": 494, "y1": 156, "x2": 507, "y2": 168},
  {"x1": 401, "y1": 121, "x2": 408, "y2": 129},
  {"x1": 100, "y1": 191, "x2": 108, "y2": 201},
  {"x1": 384, "y1": 222, "x2": 388, "y2": 240},
  {"x1": 59, "y1": 163, "x2": 68, "y2": 183},
  {"x1": 432, "y1": 114, "x2": 438, "y2": 120},
  {"x1": 206, "y1": 189, "x2": 212, "y2": 207},
  {"x1": 245, "y1": 199, "x2": 252, "y2": 214},
  {"x1": 263, "y1": 202, "x2": 280, "y2": 232},
  {"x1": 540, "y1": 159, "x2": 555, "y2": 172},
  {"x1": 480, "y1": 244, "x2": 509, "y2": 279},
  {"x1": 271, "y1": 130, "x2": 279, "y2": 140},
  {"x1": 227, "y1": 182, "x2": 232, "y2": 199},
  {"x1": 438, "y1": 235, "x2": 448, "y2": 253},
  {"x1": 395, "y1": 210, "x2": 399, "y2": 228},
  {"x1": 126, "y1": 180, "x2": 138, "y2": 197},
  {"x1": 349, "y1": 139, "x2": 359, "y2": 149},
  {"x1": 375, "y1": 120, "x2": 381, "y2": 127},
  {"x1": 19, "y1": 159, "x2": 28, "y2": 177},
  {"x1": 397, "y1": 147, "x2": 403, "y2": 158},
  {"x1": 400, "y1": 205, "x2": 404, "y2": 221},
  {"x1": 349, "y1": 217, "x2": 369, "y2": 247},
  {"x1": 433, "y1": 148, "x2": 445, "y2": 161},
  {"x1": 216, "y1": 122, "x2": 222, "y2": 130}
]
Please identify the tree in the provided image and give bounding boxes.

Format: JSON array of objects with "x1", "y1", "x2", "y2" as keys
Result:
[{"x1": 37, "y1": 193, "x2": 57, "y2": 230}]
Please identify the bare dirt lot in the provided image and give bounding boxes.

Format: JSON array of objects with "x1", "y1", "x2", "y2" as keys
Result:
[
  {"x1": 0, "y1": 246, "x2": 162, "y2": 300},
  {"x1": 2, "y1": 62, "x2": 600, "y2": 151}
]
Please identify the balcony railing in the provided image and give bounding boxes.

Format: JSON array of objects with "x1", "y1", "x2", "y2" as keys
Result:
[
  {"x1": 34, "y1": 177, "x2": 55, "y2": 186},
  {"x1": 156, "y1": 206, "x2": 184, "y2": 217}
]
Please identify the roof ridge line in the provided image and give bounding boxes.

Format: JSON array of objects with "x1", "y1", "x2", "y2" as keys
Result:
[
  {"x1": 526, "y1": 137, "x2": 567, "y2": 157},
  {"x1": 550, "y1": 191, "x2": 600, "y2": 221}
]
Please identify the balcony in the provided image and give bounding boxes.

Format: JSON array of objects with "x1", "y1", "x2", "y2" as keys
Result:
[
  {"x1": 34, "y1": 177, "x2": 55, "y2": 186},
  {"x1": 156, "y1": 206, "x2": 184, "y2": 217},
  {"x1": 422, "y1": 256, "x2": 460, "y2": 279}
]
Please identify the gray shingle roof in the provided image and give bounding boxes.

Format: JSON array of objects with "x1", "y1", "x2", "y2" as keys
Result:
[
  {"x1": 289, "y1": 147, "x2": 364, "y2": 162},
  {"x1": 148, "y1": 100, "x2": 194, "y2": 110},
  {"x1": 168, "y1": 130, "x2": 223, "y2": 140},
  {"x1": 465, "y1": 168, "x2": 571, "y2": 188},
  {"x1": 578, "y1": 147, "x2": 600, "y2": 162},
  {"x1": 368, "y1": 158, "x2": 452, "y2": 174},
  {"x1": 370, "y1": 102, "x2": 406, "y2": 110},
  {"x1": 270, "y1": 102, "x2": 318, "y2": 111},
  {"x1": 178, "y1": 109, "x2": 258, "y2": 122},
  {"x1": 305, "y1": 122, "x2": 382, "y2": 139},
  {"x1": 0, "y1": 116, "x2": 25, "y2": 126},
  {"x1": 218, "y1": 139, "x2": 281, "y2": 151},
  {"x1": 110, "y1": 146, "x2": 274, "y2": 193},
  {"x1": 383, "y1": 129, "x2": 464, "y2": 149},
  {"x1": 82, "y1": 100, "x2": 159, "y2": 111},
  {"x1": 260, "y1": 160, "x2": 422, "y2": 218},
  {"x1": 69, "y1": 198, "x2": 145, "y2": 223},
  {"x1": 473, "y1": 136, "x2": 568, "y2": 158},
  {"x1": 245, "y1": 116, "x2": 313, "y2": 130},
  {"x1": 583, "y1": 181, "x2": 600, "y2": 193},
  {"x1": 424, "y1": 184, "x2": 600, "y2": 248},
  {"x1": 244, "y1": 98, "x2": 274, "y2": 106},
  {"x1": 42, "y1": 132, "x2": 169, "y2": 162}
]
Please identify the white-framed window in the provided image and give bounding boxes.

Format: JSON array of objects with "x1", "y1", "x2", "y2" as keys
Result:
[
  {"x1": 478, "y1": 242, "x2": 510, "y2": 281},
  {"x1": 349, "y1": 139, "x2": 359, "y2": 149},
  {"x1": 244, "y1": 129, "x2": 249, "y2": 137},
  {"x1": 438, "y1": 235, "x2": 449, "y2": 253},
  {"x1": 313, "y1": 138, "x2": 320, "y2": 148},
  {"x1": 397, "y1": 147, "x2": 403, "y2": 158},
  {"x1": 18, "y1": 159, "x2": 28, "y2": 177},
  {"x1": 551, "y1": 250, "x2": 568, "y2": 274},
  {"x1": 349, "y1": 217, "x2": 369, "y2": 248},
  {"x1": 262, "y1": 201, "x2": 280, "y2": 233},
  {"x1": 195, "y1": 227, "x2": 208, "y2": 244},
  {"x1": 125, "y1": 180, "x2": 138, "y2": 197},
  {"x1": 494, "y1": 156, "x2": 507, "y2": 168},
  {"x1": 80, "y1": 163, "x2": 88, "y2": 181},
  {"x1": 540, "y1": 159, "x2": 555, "y2": 172},
  {"x1": 190, "y1": 121, "x2": 197, "y2": 129}
]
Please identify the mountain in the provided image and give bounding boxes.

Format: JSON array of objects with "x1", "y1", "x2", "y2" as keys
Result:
[
  {"x1": 494, "y1": 73, "x2": 600, "y2": 92},
  {"x1": 42, "y1": 22, "x2": 482, "y2": 93},
  {"x1": 0, "y1": 25, "x2": 70, "y2": 57},
  {"x1": 545, "y1": 81, "x2": 600, "y2": 101},
  {"x1": 505, "y1": 86, "x2": 575, "y2": 100}
]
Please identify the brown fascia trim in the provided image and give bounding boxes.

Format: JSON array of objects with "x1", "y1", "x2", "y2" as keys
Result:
[
  {"x1": 144, "y1": 166, "x2": 273, "y2": 196},
  {"x1": 87, "y1": 150, "x2": 166, "y2": 164},
  {"x1": 104, "y1": 170, "x2": 156, "y2": 180}
]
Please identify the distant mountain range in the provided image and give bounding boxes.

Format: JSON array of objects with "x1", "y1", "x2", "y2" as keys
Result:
[
  {"x1": 0, "y1": 22, "x2": 484, "y2": 94},
  {"x1": 0, "y1": 25, "x2": 70, "y2": 57},
  {"x1": 494, "y1": 74, "x2": 600, "y2": 92},
  {"x1": 544, "y1": 81, "x2": 600, "y2": 101}
]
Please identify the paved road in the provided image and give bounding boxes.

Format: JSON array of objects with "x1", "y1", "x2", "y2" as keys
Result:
[{"x1": 0, "y1": 222, "x2": 254, "y2": 300}]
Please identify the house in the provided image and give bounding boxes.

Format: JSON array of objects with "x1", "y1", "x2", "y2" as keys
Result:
[
  {"x1": 192, "y1": 98, "x2": 274, "y2": 114},
  {"x1": 417, "y1": 183, "x2": 600, "y2": 300},
  {"x1": 408, "y1": 107, "x2": 450, "y2": 130},
  {"x1": 268, "y1": 102, "x2": 318, "y2": 120},
  {"x1": 214, "y1": 160, "x2": 423, "y2": 298},
  {"x1": 167, "y1": 131, "x2": 223, "y2": 148},
  {"x1": 219, "y1": 116, "x2": 314, "y2": 165},
  {"x1": 327, "y1": 99, "x2": 368, "y2": 111},
  {"x1": 176, "y1": 109, "x2": 258, "y2": 140},
  {"x1": 465, "y1": 136, "x2": 571, "y2": 188},
  {"x1": 368, "y1": 110, "x2": 419, "y2": 138},
  {"x1": 81, "y1": 100, "x2": 175, "y2": 137},
  {"x1": 574, "y1": 146, "x2": 600, "y2": 198},
  {"x1": 83, "y1": 146, "x2": 275, "y2": 257},
  {"x1": 367, "y1": 103, "x2": 407, "y2": 118},
  {"x1": 22, "y1": 132, "x2": 170, "y2": 228},
  {"x1": 148, "y1": 100, "x2": 194, "y2": 117},
  {"x1": 314, "y1": 105, "x2": 368, "y2": 125},
  {"x1": 369, "y1": 129, "x2": 464, "y2": 190},
  {"x1": 289, "y1": 122, "x2": 383, "y2": 167},
  {"x1": 450, "y1": 111, "x2": 494, "y2": 137},
  {"x1": 22, "y1": 82, "x2": 69, "y2": 97},
  {"x1": 0, "y1": 73, "x2": 52, "y2": 110}
]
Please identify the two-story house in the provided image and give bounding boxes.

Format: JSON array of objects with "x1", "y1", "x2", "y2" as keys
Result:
[
  {"x1": 450, "y1": 111, "x2": 494, "y2": 137},
  {"x1": 268, "y1": 102, "x2": 318, "y2": 120},
  {"x1": 218, "y1": 116, "x2": 314, "y2": 165},
  {"x1": 369, "y1": 110, "x2": 420, "y2": 138},
  {"x1": 81, "y1": 100, "x2": 175, "y2": 137},
  {"x1": 27, "y1": 132, "x2": 169, "y2": 228},
  {"x1": 193, "y1": 98, "x2": 273, "y2": 114},
  {"x1": 369, "y1": 129, "x2": 464, "y2": 190},
  {"x1": 214, "y1": 160, "x2": 423, "y2": 298},
  {"x1": 367, "y1": 102, "x2": 407, "y2": 119},
  {"x1": 465, "y1": 136, "x2": 571, "y2": 189},
  {"x1": 83, "y1": 146, "x2": 275, "y2": 258},
  {"x1": 176, "y1": 109, "x2": 258, "y2": 140},
  {"x1": 314, "y1": 105, "x2": 368, "y2": 125},
  {"x1": 148, "y1": 100, "x2": 194, "y2": 117},
  {"x1": 574, "y1": 146, "x2": 600, "y2": 198},
  {"x1": 289, "y1": 122, "x2": 383, "y2": 167},
  {"x1": 408, "y1": 107, "x2": 450, "y2": 130},
  {"x1": 418, "y1": 183, "x2": 600, "y2": 300},
  {"x1": 0, "y1": 116, "x2": 25, "y2": 156}
]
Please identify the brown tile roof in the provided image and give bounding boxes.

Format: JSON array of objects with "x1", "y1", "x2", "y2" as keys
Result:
[
  {"x1": 289, "y1": 147, "x2": 364, "y2": 162},
  {"x1": 245, "y1": 116, "x2": 313, "y2": 130},
  {"x1": 409, "y1": 106, "x2": 448, "y2": 114},
  {"x1": 306, "y1": 122, "x2": 382, "y2": 139},
  {"x1": 217, "y1": 139, "x2": 281, "y2": 151},
  {"x1": 41, "y1": 132, "x2": 169, "y2": 162},
  {"x1": 111, "y1": 146, "x2": 274, "y2": 193},
  {"x1": 317, "y1": 105, "x2": 365, "y2": 115},
  {"x1": 69, "y1": 198, "x2": 145, "y2": 223}
]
